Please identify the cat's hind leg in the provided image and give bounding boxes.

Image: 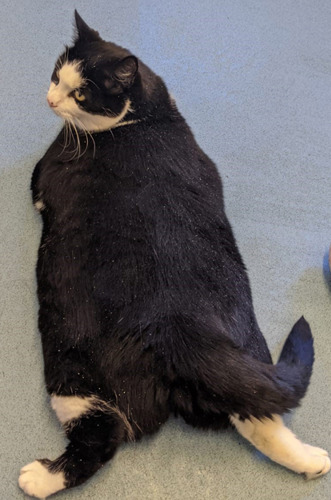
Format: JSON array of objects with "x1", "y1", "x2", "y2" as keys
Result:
[
  {"x1": 19, "y1": 395, "x2": 132, "y2": 499},
  {"x1": 176, "y1": 316, "x2": 329, "y2": 478},
  {"x1": 230, "y1": 414, "x2": 330, "y2": 479}
]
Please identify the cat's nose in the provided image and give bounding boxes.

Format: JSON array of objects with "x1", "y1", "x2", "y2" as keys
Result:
[{"x1": 47, "y1": 97, "x2": 57, "y2": 108}]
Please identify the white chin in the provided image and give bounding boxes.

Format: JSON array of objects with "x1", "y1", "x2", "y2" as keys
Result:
[
  {"x1": 51, "y1": 108, "x2": 65, "y2": 118},
  {"x1": 53, "y1": 100, "x2": 132, "y2": 133}
]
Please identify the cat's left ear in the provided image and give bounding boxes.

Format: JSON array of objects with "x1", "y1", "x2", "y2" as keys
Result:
[
  {"x1": 74, "y1": 10, "x2": 101, "y2": 43},
  {"x1": 113, "y1": 56, "x2": 138, "y2": 88}
]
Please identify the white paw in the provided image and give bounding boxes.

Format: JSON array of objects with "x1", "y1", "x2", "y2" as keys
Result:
[
  {"x1": 302, "y1": 445, "x2": 330, "y2": 480},
  {"x1": 303, "y1": 444, "x2": 329, "y2": 457},
  {"x1": 19, "y1": 460, "x2": 65, "y2": 499}
]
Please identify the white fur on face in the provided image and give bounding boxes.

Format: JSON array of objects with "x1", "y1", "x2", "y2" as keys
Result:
[
  {"x1": 47, "y1": 61, "x2": 132, "y2": 132},
  {"x1": 19, "y1": 460, "x2": 65, "y2": 499},
  {"x1": 230, "y1": 414, "x2": 330, "y2": 479},
  {"x1": 47, "y1": 61, "x2": 84, "y2": 108}
]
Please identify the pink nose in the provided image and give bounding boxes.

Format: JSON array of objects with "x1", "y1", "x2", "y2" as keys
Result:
[{"x1": 47, "y1": 97, "x2": 57, "y2": 108}]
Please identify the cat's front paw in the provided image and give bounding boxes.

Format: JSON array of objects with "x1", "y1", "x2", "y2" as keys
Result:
[
  {"x1": 302, "y1": 445, "x2": 330, "y2": 480},
  {"x1": 19, "y1": 460, "x2": 65, "y2": 499}
]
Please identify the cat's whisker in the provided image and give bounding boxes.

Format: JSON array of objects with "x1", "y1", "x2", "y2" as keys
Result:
[
  {"x1": 58, "y1": 120, "x2": 74, "y2": 157},
  {"x1": 64, "y1": 120, "x2": 78, "y2": 157},
  {"x1": 69, "y1": 117, "x2": 90, "y2": 161},
  {"x1": 74, "y1": 117, "x2": 96, "y2": 158},
  {"x1": 66, "y1": 121, "x2": 72, "y2": 151},
  {"x1": 72, "y1": 117, "x2": 89, "y2": 157},
  {"x1": 67, "y1": 120, "x2": 79, "y2": 159},
  {"x1": 102, "y1": 107, "x2": 116, "y2": 118},
  {"x1": 68, "y1": 121, "x2": 76, "y2": 147},
  {"x1": 63, "y1": 118, "x2": 80, "y2": 160},
  {"x1": 81, "y1": 129, "x2": 91, "y2": 158},
  {"x1": 65, "y1": 121, "x2": 72, "y2": 151},
  {"x1": 87, "y1": 130, "x2": 96, "y2": 158},
  {"x1": 58, "y1": 123, "x2": 68, "y2": 156},
  {"x1": 78, "y1": 126, "x2": 89, "y2": 158},
  {"x1": 71, "y1": 120, "x2": 81, "y2": 159}
]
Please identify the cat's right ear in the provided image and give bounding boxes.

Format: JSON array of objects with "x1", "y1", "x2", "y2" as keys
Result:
[
  {"x1": 102, "y1": 57, "x2": 139, "y2": 94},
  {"x1": 74, "y1": 10, "x2": 101, "y2": 43}
]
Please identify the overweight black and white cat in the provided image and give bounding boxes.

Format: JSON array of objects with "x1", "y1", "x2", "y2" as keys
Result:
[{"x1": 19, "y1": 11, "x2": 330, "y2": 499}]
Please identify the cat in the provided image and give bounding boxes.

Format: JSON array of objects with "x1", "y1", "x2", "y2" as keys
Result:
[{"x1": 19, "y1": 11, "x2": 330, "y2": 499}]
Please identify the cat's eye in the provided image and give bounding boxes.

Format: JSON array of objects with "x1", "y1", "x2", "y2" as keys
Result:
[
  {"x1": 51, "y1": 70, "x2": 59, "y2": 85},
  {"x1": 74, "y1": 90, "x2": 86, "y2": 102}
]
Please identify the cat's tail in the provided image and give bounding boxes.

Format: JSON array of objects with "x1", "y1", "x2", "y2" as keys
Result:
[
  {"x1": 276, "y1": 315, "x2": 314, "y2": 389},
  {"x1": 186, "y1": 316, "x2": 315, "y2": 420}
]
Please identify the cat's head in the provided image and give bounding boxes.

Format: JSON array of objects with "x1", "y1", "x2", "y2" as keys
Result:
[{"x1": 47, "y1": 11, "x2": 170, "y2": 133}]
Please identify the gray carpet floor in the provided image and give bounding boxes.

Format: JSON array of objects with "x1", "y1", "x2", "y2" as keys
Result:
[{"x1": 1, "y1": 0, "x2": 331, "y2": 498}]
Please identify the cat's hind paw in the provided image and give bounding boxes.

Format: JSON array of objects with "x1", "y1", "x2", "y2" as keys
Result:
[
  {"x1": 19, "y1": 460, "x2": 65, "y2": 499},
  {"x1": 302, "y1": 445, "x2": 330, "y2": 480}
]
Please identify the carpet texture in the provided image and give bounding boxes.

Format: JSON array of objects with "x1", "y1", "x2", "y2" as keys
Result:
[{"x1": 1, "y1": 1, "x2": 330, "y2": 498}]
